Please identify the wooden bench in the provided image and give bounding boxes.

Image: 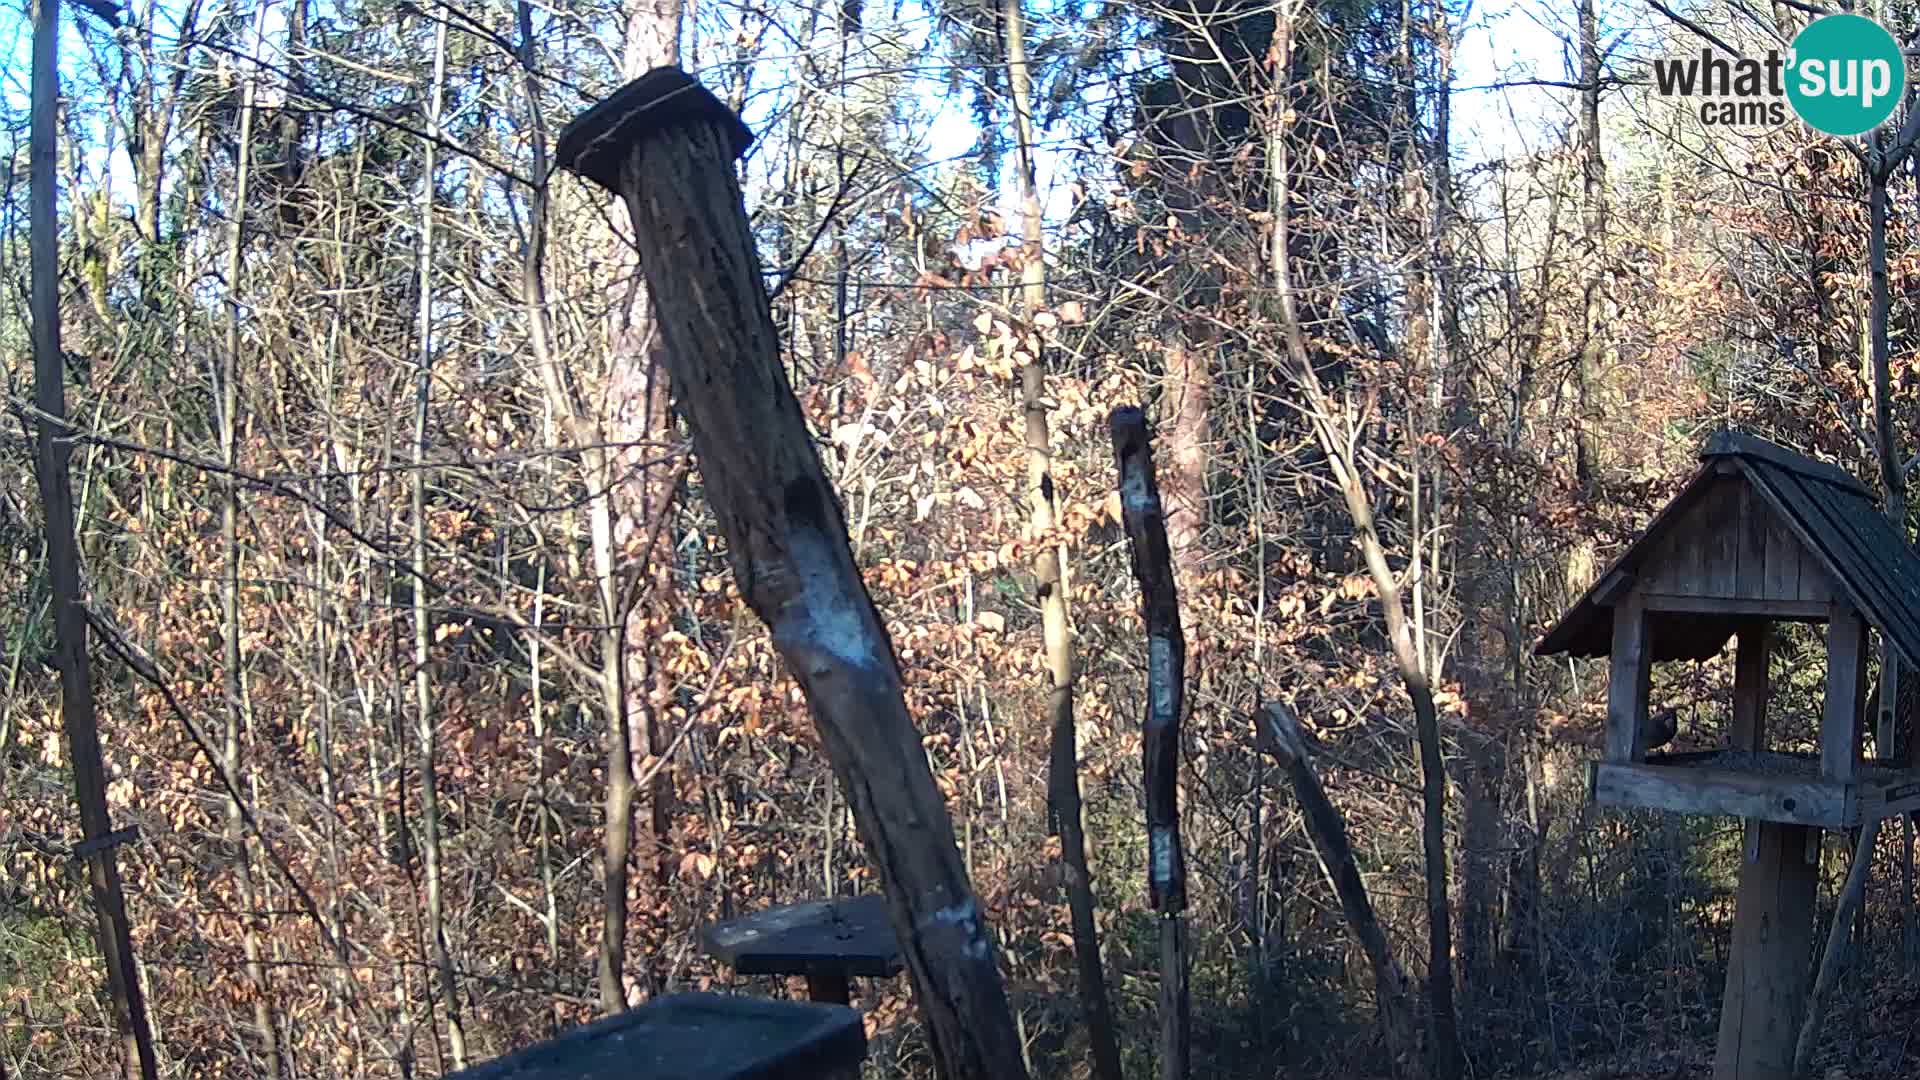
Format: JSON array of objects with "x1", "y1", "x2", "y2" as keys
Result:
[
  {"x1": 702, "y1": 894, "x2": 904, "y2": 1005},
  {"x1": 447, "y1": 992, "x2": 866, "y2": 1080}
]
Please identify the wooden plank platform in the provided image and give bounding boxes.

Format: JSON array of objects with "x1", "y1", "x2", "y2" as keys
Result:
[
  {"x1": 703, "y1": 894, "x2": 904, "y2": 980},
  {"x1": 446, "y1": 993, "x2": 866, "y2": 1080},
  {"x1": 1590, "y1": 751, "x2": 1920, "y2": 827},
  {"x1": 1592, "y1": 758, "x2": 1852, "y2": 827}
]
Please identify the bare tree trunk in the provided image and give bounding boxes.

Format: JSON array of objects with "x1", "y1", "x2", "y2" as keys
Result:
[
  {"x1": 1794, "y1": 817, "x2": 1881, "y2": 1077},
  {"x1": 412, "y1": 18, "x2": 466, "y2": 1066},
  {"x1": 218, "y1": 17, "x2": 284, "y2": 1070},
  {"x1": 1112, "y1": 407, "x2": 1191, "y2": 1080},
  {"x1": 596, "y1": 1, "x2": 686, "y2": 1011},
  {"x1": 30, "y1": 0, "x2": 160, "y2": 1072},
  {"x1": 1269, "y1": 8, "x2": 1459, "y2": 1073},
  {"x1": 557, "y1": 72, "x2": 1028, "y2": 1079},
  {"x1": 1002, "y1": 1, "x2": 1121, "y2": 1074},
  {"x1": 1574, "y1": 0, "x2": 1604, "y2": 491},
  {"x1": 515, "y1": 0, "x2": 567, "y2": 1033},
  {"x1": 1256, "y1": 703, "x2": 1423, "y2": 1076}
]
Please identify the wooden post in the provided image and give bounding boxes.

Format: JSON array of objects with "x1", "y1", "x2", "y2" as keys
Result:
[
  {"x1": 1879, "y1": 651, "x2": 1900, "y2": 761},
  {"x1": 1712, "y1": 821, "x2": 1818, "y2": 1080},
  {"x1": 1605, "y1": 592, "x2": 1651, "y2": 763},
  {"x1": 1111, "y1": 407, "x2": 1190, "y2": 1080},
  {"x1": 805, "y1": 974, "x2": 851, "y2": 1006},
  {"x1": 556, "y1": 69, "x2": 1027, "y2": 1080},
  {"x1": 1824, "y1": 601, "x2": 1865, "y2": 783},
  {"x1": 1732, "y1": 621, "x2": 1770, "y2": 753}
]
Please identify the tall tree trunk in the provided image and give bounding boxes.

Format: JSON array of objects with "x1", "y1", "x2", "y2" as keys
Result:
[
  {"x1": 1269, "y1": 7, "x2": 1460, "y2": 1073},
  {"x1": 31, "y1": 0, "x2": 160, "y2": 1072},
  {"x1": 596, "y1": 2, "x2": 685, "y2": 1012},
  {"x1": 516, "y1": 0, "x2": 567, "y2": 1030},
  {"x1": 1162, "y1": 340, "x2": 1211, "y2": 625},
  {"x1": 1574, "y1": 0, "x2": 1604, "y2": 491},
  {"x1": 411, "y1": 18, "x2": 467, "y2": 1066},
  {"x1": 219, "y1": 12, "x2": 283, "y2": 1071},
  {"x1": 1002, "y1": 1, "x2": 1122, "y2": 1076}
]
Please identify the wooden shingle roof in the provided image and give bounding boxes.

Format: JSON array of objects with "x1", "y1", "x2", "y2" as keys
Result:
[{"x1": 1535, "y1": 430, "x2": 1920, "y2": 668}]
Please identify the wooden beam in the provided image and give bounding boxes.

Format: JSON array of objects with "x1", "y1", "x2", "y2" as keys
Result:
[
  {"x1": 1823, "y1": 600, "x2": 1865, "y2": 783},
  {"x1": 1639, "y1": 595, "x2": 1830, "y2": 619},
  {"x1": 1732, "y1": 622, "x2": 1771, "y2": 752},
  {"x1": 1590, "y1": 761, "x2": 1853, "y2": 828},
  {"x1": 1592, "y1": 569, "x2": 1635, "y2": 606},
  {"x1": 1606, "y1": 593, "x2": 1652, "y2": 763},
  {"x1": 1879, "y1": 652, "x2": 1901, "y2": 762},
  {"x1": 1713, "y1": 822, "x2": 1819, "y2": 1080},
  {"x1": 1858, "y1": 776, "x2": 1920, "y2": 822}
]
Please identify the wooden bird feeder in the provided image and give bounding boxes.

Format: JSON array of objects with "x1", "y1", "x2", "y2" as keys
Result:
[
  {"x1": 701, "y1": 894, "x2": 905, "y2": 1005},
  {"x1": 445, "y1": 992, "x2": 866, "y2": 1080},
  {"x1": 1536, "y1": 429, "x2": 1920, "y2": 1080}
]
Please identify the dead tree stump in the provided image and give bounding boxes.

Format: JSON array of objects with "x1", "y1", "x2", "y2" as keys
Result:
[{"x1": 555, "y1": 67, "x2": 1027, "y2": 1080}]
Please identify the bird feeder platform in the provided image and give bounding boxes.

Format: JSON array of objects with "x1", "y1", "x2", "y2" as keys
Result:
[
  {"x1": 1591, "y1": 749, "x2": 1920, "y2": 829},
  {"x1": 1538, "y1": 430, "x2": 1920, "y2": 1080},
  {"x1": 446, "y1": 992, "x2": 866, "y2": 1080},
  {"x1": 701, "y1": 894, "x2": 904, "y2": 1005}
]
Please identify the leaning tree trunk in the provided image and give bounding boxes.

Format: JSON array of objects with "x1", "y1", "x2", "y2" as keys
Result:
[
  {"x1": 1256, "y1": 702, "x2": 1423, "y2": 1076},
  {"x1": 1112, "y1": 407, "x2": 1191, "y2": 1080},
  {"x1": 31, "y1": 0, "x2": 160, "y2": 1072},
  {"x1": 557, "y1": 69, "x2": 1028, "y2": 1080},
  {"x1": 1003, "y1": 0, "x2": 1122, "y2": 1074}
]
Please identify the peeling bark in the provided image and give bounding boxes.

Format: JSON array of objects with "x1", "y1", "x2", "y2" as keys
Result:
[
  {"x1": 1112, "y1": 406, "x2": 1191, "y2": 1080},
  {"x1": 560, "y1": 76, "x2": 1027, "y2": 1079}
]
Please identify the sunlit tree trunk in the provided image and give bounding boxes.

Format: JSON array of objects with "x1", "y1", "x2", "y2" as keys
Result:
[
  {"x1": 1004, "y1": 1, "x2": 1123, "y2": 1074},
  {"x1": 218, "y1": 11, "x2": 284, "y2": 1070},
  {"x1": 411, "y1": 18, "x2": 467, "y2": 1066}
]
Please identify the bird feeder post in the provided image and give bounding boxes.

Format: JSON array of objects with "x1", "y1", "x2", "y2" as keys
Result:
[
  {"x1": 1823, "y1": 600, "x2": 1865, "y2": 783},
  {"x1": 1731, "y1": 621, "x2": 1769, "y2": 753},
  {"x1": 1604, "y1": 590, "x2": 1651, "y2": 764},
  {"x1": 553, "y1": 67, "x2": 1027, "y2": 1080},
  {"x1": 1713, "y1": 822, "x2": 1818, "y2": 1080}
]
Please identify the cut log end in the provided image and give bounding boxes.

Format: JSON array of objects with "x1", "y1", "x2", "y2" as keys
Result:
[{"x1": 555, "y1": 66, "x2": 754, "y2": 193}]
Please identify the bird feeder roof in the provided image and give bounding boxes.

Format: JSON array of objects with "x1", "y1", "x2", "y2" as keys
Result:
[{"x1": 1535, "y1": 430, "x2": 1920, "y2": 669}]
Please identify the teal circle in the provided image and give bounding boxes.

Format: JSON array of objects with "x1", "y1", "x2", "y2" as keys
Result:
[{"x1": 1787, "y1": 14, "x2": 1906, "y2": 137}]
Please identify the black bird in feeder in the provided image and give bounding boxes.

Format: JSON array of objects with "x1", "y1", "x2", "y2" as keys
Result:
[{"x1": 1640, "y1": 707, "x2": 1679, "y2": 754}]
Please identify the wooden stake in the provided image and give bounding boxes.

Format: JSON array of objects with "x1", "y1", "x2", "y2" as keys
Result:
[
  {"x1": 1712, "y1": 821, "x2": 1818, "y2": 1080},
  {"x1": 1111, "y1": 406, "x2": 1190, "y2": 1080}
]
